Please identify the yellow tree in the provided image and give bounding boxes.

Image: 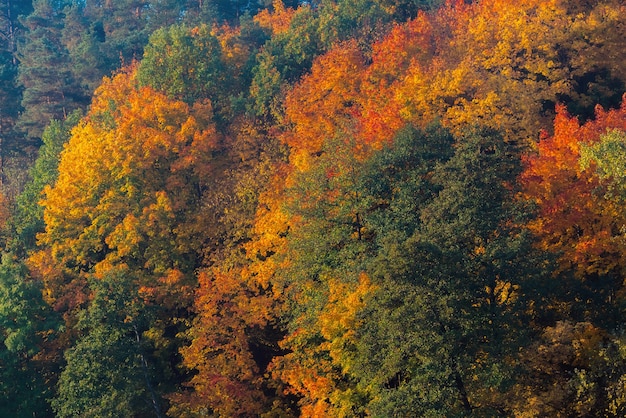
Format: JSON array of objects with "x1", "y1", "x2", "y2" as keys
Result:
[
  {"x1": 29, "y1": 68, "x2": 219, "y2": 413},
  {"x1": 386, "y1": 0, "x2": 625, "y2": 143},
  {"x1": 33, "y1": 66, "x2": 217, "y2": 313}
]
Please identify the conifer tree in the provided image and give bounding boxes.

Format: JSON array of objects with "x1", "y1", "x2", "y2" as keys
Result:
[
  {"x1": 0, "y1": 0, "x2": 31, "y2": 154},
  {"x1": 16, "y1": 0, "x2": 85, "y2": 142}
]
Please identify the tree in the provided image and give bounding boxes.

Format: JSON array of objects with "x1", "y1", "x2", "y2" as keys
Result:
[
  {"x1": 282, "y1": 40, "x2": 366, "y2": 158},
  {"x1": 32, "y1": 67, "x2": 216, "y2": 310},
  {"x1": 60, "y1": 1, "x2": 110, "y2": 96},
  {"x1": 16, "y1": 0, "x2": 86, "y2": 142},
  {"x1": 61, "y1": 0, "x2": 224, "y2": 101},
  {"x1": 358, "y1": 0, "x2": 626, "y2": 145},
  {"x1": 0, "y1": 253, "x2": 59, "y2": 417},
  {"x1": 52, "y1": 268, "x2": 165, "y2": 418},
  {"x1": 268, "y1": 129, "x2": 381, "y2": 416},
  {"x1": 137, "y1": 24, "x2": 226, "y2": 106},
  {"x1": 85, "y1": 0, "x2": 150, "y2": 68},
  {"x1": 521, "y1": 99, "x2": 626, "y2": 287},
  {"x1": 0, "y1": 0, "x2": 32, "y2": 155},
  {"x1": 170, "y1": 267, "x2": 279, "y2": 417},
  {"x1": 11, "y1": 110, "x2": 81, "y2": 254},
  {"x1": 565, "y1": 0, "x2": 626, "y2": 120},
  {"x1": 351, "y1": 127, "x2": 542, "y2": 415},
  {"x1": 169, "y1": 112, "x2": 291, "y2": 416},
  {"x1": 579, "y1": 129, "x2": 626, "y2": 202},
  {"x1": 0, "y1": 0, "x2": 31, "y2": 66},
  {"x1": 61, "y1": 0, "x2": 178, "y2": 96},
  {"x1": 519, "y1": 98, "x2": 626, "y2": 414},
  {"x1": 29, "y1": 69, "x2": 218, "y2": 414},
  {"x1": 510, "y1": 320, "x2": 626, "y2": 416},
  {"x1": 259, "y1": 124, "x2": 544, "y2": 415},
  {"x1": 249, "y1": 3, "x2": 320, "y2": 118},
  {"x1": 259, "y1": 125, "x2": 445, "y2": 415}
]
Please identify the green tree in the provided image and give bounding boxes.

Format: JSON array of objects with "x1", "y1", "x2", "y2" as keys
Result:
[
  {"x1": 52, "y1": 269, "x2": 165, "y2": 418},
  {"x1": 579, "y1": 129, "x2": 626, "y2": 202},
  {"x1": 354, "y1": 127, "x2": 543, "y2": 415},
  {"x1": 16, "y1": 0, "x2": 86, "y2": 142},
  {"x1": 137, "y1": 24, "x2": 226, "y2": 105},
  {"x1": 270, "y1": 129, "x2": 377, "y2": 416},
  {"x1": 61, "y1": 2, "x2": 109, "y2": 96},
  {"x1": 249, "y1": 3, "x2": 320, "y2": 118},
  {"x1": 0, "y1": 0, "x2": 31, "y2": 66},
  {"x1": 0, "y1": 0, "x2": 32, "y2": 155},
  {"x1": 0, "y1": 253, "x2": 59, "y2": 417},
  {"x1": 61, "y1": 0, "x2": 154, "y2": 94},
  {"x1": 360, "y1": 124, "x2": 454, "y2": 239},
  {"x1": 61, "y1": 0, "x2": 217, "y2": 100},
  {"x1": 11, "y1": 110, "x2": 81, "y2": 254},
  {"x1": 87, "y1": 0, "x2": 150, "y2": 68}
]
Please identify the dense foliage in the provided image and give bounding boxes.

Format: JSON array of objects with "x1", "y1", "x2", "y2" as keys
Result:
[{"x1": 0, "y1": 0, "x2": 625, "y2": 416}]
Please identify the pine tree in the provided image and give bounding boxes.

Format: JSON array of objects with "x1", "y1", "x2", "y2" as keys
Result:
[
  {"x1": 0, "y1": 1, "x2": 32, "y2": 167},
  {"x1": 16, "y1": 0, "x2": 86, "y2": 143}
]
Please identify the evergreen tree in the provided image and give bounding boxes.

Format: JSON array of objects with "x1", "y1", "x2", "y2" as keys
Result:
[
  {"x1": 11, "y1": 110, "x2": 81, "y2": 254},
  {"x1": 77, "y1": 0, "x2": 150, "y2": 71},
  {"x1": 0, "y1": 1, "x2": 31, "y2": 66},
  {"x1": 0, "y1": 0, "x2": 32, "y2": 155},
  {"x1": 16, "y1": 0, "x2": 85, "y2": 143},
  {"x1": 61, "y1": 2, "x2": 109, "y2": 96}
]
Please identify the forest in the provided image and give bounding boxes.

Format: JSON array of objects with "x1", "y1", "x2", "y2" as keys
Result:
[{"x1": 0, "y1": 0, "x2": 625, "y2": 416}]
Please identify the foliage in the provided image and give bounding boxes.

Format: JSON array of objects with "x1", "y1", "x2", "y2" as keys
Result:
[
  {"x1": 138, "y1": 24, "x2": 226, "y2": 105},
  {"x1": 521, "y1": 98, "x2": 626, "y2": 281},
  {"x1": 16, "y1": 0, "x2": 86, "y2": 142},
  {"x1": 0, "y1": 0, "x2": 31, "y2": 153},
  {"x1": 33, "y1": 67, "x2": 215, "y2": 309},
  {"x1": 52, "y1": 269, "x2": 164, "y2": 418},
  {"x1": 30, "y1": 67, "x2": 218, "y2": 414},
  {"x1": 0, "y1": 0, "x2": 624, "y2": 416},
  {"x1": 0, "y1": 253, "x2": 58, "y2": 417},
  {"x1": 11, "y1": 110, "x2": 82, "y2": 253},
  {"x1": 352, "y1": 127, "x2": 542, "y2": 416},
  {"x1": 519, "y1": 97, "x2": 626, "y2": 416},
  {"x1": 171, "y1": 267, "x2": 277, "y2": 417}
]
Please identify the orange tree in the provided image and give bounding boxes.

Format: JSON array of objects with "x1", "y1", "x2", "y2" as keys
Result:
[
  {"x1": 519, "y1": 98, "x2": 626, "y2": 415},
  {"x1": 521, "y1": 98, "x2": 626, "y2": 286}
]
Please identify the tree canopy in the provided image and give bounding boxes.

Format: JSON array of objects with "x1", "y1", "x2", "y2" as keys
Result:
[{"x1": 0, "y1": 0, "x2": 624, "y2": 416}]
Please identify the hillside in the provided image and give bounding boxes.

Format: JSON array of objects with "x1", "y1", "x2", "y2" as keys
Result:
[{"x1": 0, "y1": 0, "x2": 625, "y2": 416}]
